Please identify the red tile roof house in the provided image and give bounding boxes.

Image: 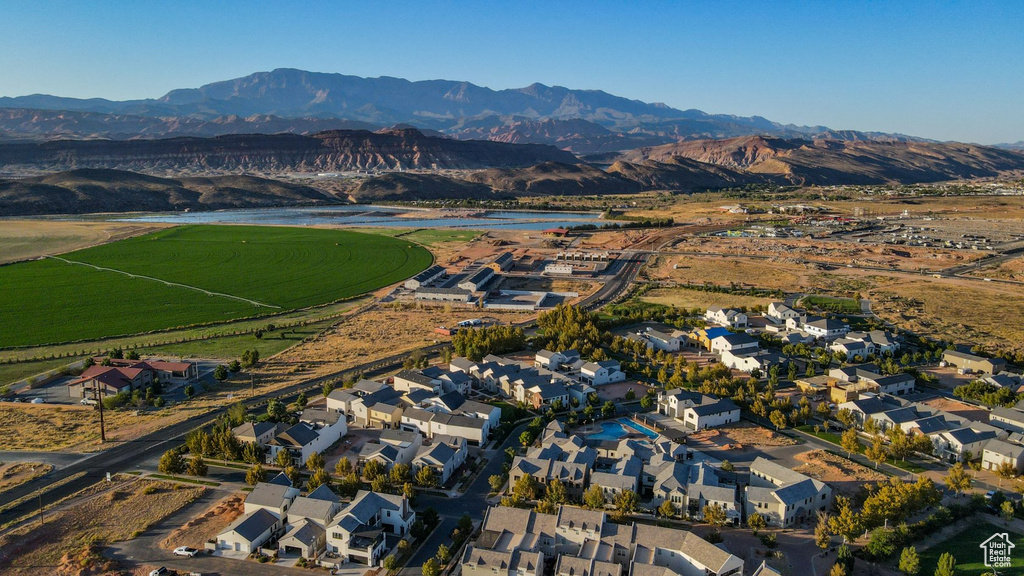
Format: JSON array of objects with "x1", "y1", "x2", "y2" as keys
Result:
[
  {"x1": 68, "y1": 365, "x2": 152, "y2": 398},
  {"x1": 68, "y1": 358, "x2": 198, "y2": 398}
]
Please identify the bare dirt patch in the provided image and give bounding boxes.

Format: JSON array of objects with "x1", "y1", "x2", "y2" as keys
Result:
[
  {"x1": 0, "y1": 477, "x2": 204, "y2": 576},
  {"x1": 0, "y1": 461, "x2": 53, "y2": 494},
  {"x1": 917, "y1": 396, "x2": 990, "y2": 423},
  {"x1": 0, "y1": 220, "x2": 169, "y2": 265},
  {"x1": 690, "y1": 422, "x2": 797, "y2": 449},
  {"x1": 161, "y1": 492, "x2": 244, "y2": 550},
  {"x1": 794, "y1": 449, "x2": 886, "y2": 498},
  {"x1": 642, "y1": 286, "x2": 776, "y2": 311}
]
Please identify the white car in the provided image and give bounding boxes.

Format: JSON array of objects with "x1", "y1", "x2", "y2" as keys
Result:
[
  {"x1": 30, "y1": 398, "x2": 44, "y2": 404},
  {"x1": 173, "y1": 546, "x2": 198, "y2": 557},
  {"x1": 149, "y1": 568, "x2": 168, "y2": 576}
]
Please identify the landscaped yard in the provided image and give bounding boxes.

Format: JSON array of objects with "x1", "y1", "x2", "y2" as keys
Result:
[
  {"x1": 799, "y1": 294, "x2": 861, "y2": 314},
  {"x1": 918, "y1": 521, "x2": 1024, "y2": 576}
]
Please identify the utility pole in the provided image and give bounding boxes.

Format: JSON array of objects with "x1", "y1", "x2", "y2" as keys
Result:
[
  {"x1": 93, "y1": 386, "x2": 106, "y2": 442},
  {"x1": 38, "y1": 494, "x2": 43, "y2": 525}
]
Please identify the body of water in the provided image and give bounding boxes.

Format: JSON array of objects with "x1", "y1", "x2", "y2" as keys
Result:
[{"x1": 111, "y1": 205, "x2": 604, "y2": 230}]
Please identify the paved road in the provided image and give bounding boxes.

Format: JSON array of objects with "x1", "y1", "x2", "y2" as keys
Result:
[
  {"x1": 398, "y1": 422, "x2": 527, "y2": 576},
  {"x1": 0, "y1": 451, "x2": 89, "y2": 468}
]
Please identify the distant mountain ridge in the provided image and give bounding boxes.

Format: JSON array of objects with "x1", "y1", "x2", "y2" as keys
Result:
[
  {"x1": 0, "y1": 168, "x2": 333, "y2": 216},
  {"x1": 0, "y1": 128, "x2": 576, "y2": 172},
  {"x1": 0, "y1": 68, "x2": 932, "y2": 153}
]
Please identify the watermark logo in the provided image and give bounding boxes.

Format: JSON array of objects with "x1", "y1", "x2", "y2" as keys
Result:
[{"x1": 980, "y1": 532, "x2": 1015, "y2": 569}]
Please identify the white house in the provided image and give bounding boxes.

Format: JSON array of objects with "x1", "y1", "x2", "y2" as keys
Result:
[
  {"x1": 720, "y1": 349, "x2": 784, "y2": 373},
  {"x1": 766, "y1": 302, "x2": 801, "y2": 324},
  {"x1": 267, "y1": 417, "x2": 345, "y2": 468},
  {"x1": 413, "y1": 435, "x2": 468, "y2": 485},
  {"x1": 326, "y1": 491, "x2": 415, "y2": 566},
  {"x1": 710, "y1": 333, "x2": 759, "y2": 355},
  {"x1": 745, "y1": 457, "x2": 831, "y2": 527},
  {"x1": 802, "y1": 318, "x2": 850, "y2": 340},
  {"x1": 579, "y1": 360, "x2": 626, "y2": 386},
  {"x1": 934, "y1": 427, "x2": 998, "y2": 463},
  {"x1": 642, "y1": 327, "x2": 684, "y2": 352},
  {"x1": 705, "y1": 307, "x2": 749, "y2": 328},
  {"x1": 982, "y1": 439, "x2": 1024, "y2": 472},
  {"x1": 682, "y1": 398, "x2": 741, "y2": 431},
  {"x1": 217, "y1": 508, "x2": 280, "y2": 554}
]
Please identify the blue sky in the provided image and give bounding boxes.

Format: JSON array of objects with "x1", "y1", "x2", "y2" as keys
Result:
[{"x1": 0, "y1": 1, "x2": 1021, "y2": 143}]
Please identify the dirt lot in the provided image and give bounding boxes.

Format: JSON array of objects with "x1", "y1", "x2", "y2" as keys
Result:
[
  {"x1": 256, "y1": 304, "x2": 536, "y2": 385},
  {"x1": 0, "y1": 476, "x2": 204, "y2": 575},
  {"x1": 917, "y1": 396, "x2": 990, "y2": 423},
  {"x1": 0, "y1": 461, "x2": 53, "y2": 494},
  {"x1": 161, "y1": 492, "x2": 244, "y2": 551},
  {"x1": 690, "y1": 422, "x2": 797, "y2": 450},
  {"x1": 641, "y1": 286, "x2": 776, "y2": 311},
  {"x1": 793, "y1": 449, "x2": 886, "y2": 498},
  {"x1": 0, "y1": 220, "x2": 169, "y2": 265}
]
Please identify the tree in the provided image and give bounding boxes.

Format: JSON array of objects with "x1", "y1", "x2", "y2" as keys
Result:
[
  {"x1": 228, "y1": 360, "x2": 241, "y2": 372},
  {"x1": 720, "y1": 460, "x2": 735, "y2": 472},
  {"x1": 436, "y1": 543, "x2": 452, "y2": 564},
  {"x1": 995, "y1": 461, "x2": 1019, "y2": 487},
  {"x1": 836, "y1": 544, "x2": 855, "y2": 574},
  {"x1": 404, "y1": 482, "x2": 416, "y2": 501},
  {"x1": 769, "y1": 410, "x2": 788, "y2": 430},
  {"x1": 267, "y1": 398, "x2": 287, "y2": 422},
  {"x1": 489, "y1": 474, "x2": 507, "y2": 493},
  {"x1": 898, "y1": 546, "x2": 920, "y2": 576},
  {"x1": 242, "y1": 442, "x2": 264, "y2": 464},
  {"x1": 337, "y1": 473, "x2": 360, "y2": 498},
  {"x1": 829, "y1": 496, "x2": 863, "y2": 543},
  {"x1": 459, "y1": 514, "x2": 474, "y2": 535},
  {"x1": 520, "y1": 430, "x2": 535, "y2": 447},
  {"x1": 214, "y1": 365, "x2": 228, "y2": 381},
  {"x1": 702, "y1": 503, "x2": 728, "y2": 526},
  {"x1": 372, "y1": 476, "x2": 390, "y2": 493},
  {"x1": 335, "y1": 457, "x2": 353, "y2": 476},
  {"x1": 422, "y1": 557, "x2": 440, "y2": 576},
  {"x1": 602, "y1": 401, "x2": 616, "y2": 419},
  {"x1": 584, "y1": 485, "x2": 606, "y2": 510},
  {"x1": 512, "y1": 474, "x2": 538, "y2": 501},
  {"x1": 246, "y1": 463, "x2": 266, "y2": 485},
  {"x1": 841, "y1": 429, "x2": 860, "y2": 458},
  {"x1": 836, "y1": 408, "x2": 856, "y2": 429},
  {"x1": 241, "y1": 348, "x2": 260, "y2": 368},
  {"x1": 363, "y1": 459, "x2": 386, "y2": 481},
  {"x1": 283, "y1": 465, "x2": 302, "y2": 487},
  {"x1": 391, "y1": 463, "x2": 411, "y2": 485},
  {"x1": 748, "y1": 512, "x2": 766, "y2": 535},
  {"x1": 944, "y1": 462, "x2": 972, "y2": 496},
  {"x1": 308, "y1": 467, "x2": 331, "y2": 491},
  {"x1": 383, "y1": 555, "x2": 398, "y2": 574},
  {"x1": 613, "y1": 490, "x2": 639, "y2": 520},
  {"x1": 295, "y1": 391, "x2": 308, "y2": 409},
  {"x1": 306, "y1": 451, "x2": 325, "y2": 471},
  {"x1": 184, "y1": 384, "x2": 196, "y2": 398},
  {"x1": 658, "y1": 500, "x2": 677, "y2": 518},
  {"x1": 276, "y1": 448, "x2": 292, "y2": 468},
  {"x1": 187, "y1": 455, "x2": 208, "y2": 477},
  {"x1": 828, "y1": 564, "x2": 847, "y2": 576},
  {"x1": 933, "y1": 552, "x2": 956, "y2": 576},
  {"x1": 1002, "y1": 499, "x2": 1015, "y2": 523},
  {"x1": 158, "y1": 449, "x2": 185, "y2": 475},
  {"x1": 545, "y1": 479, "x2": 568, "y2": 504},
  {"x1": 866, "y1": 438, "x2": 888, "y2": 469},
  {"x1": 416, "y1": 466, "x2": 439, "y2": 488},
  {"x1": 814, "y1": 512, "x2": 832, "y2": 549}
]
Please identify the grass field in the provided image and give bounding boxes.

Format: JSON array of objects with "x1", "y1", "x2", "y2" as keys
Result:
[
  {"x1": 800, "y1": 294, "x2": 861, "y2": 313},
  {"x1": 0, "y1": 225, "x2": 431, "y2": 347},
  {"x1": 918, "y1": 521, "x2": 1024, "y2": 576}
]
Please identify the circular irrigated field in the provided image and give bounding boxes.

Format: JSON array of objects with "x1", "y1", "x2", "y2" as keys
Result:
[{"x1": 0, "y1": 225, "x2": 432, "y2": 347}]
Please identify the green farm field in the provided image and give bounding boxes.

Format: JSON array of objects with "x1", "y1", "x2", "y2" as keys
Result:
[{"x1": 0, "y1": 225, "x2": 432, "y2": 347}]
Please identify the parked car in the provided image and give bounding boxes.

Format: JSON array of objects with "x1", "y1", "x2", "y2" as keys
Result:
[
  {"x1": 173, "y1": 546, "x2": 199, "y2": 557},
  {"x1": 80, "y1": 398, "x2": 98, "y2": 406},
  {"x1": 30, "y1": 398, "x2": 44, "y2": 404},
  {"x1": 149, "y1": 568, "x2": 168, "y2": 576}
]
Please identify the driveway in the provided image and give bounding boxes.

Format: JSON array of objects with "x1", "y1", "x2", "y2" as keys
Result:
[{"x1": 106, "y1": 489, "x2": 319, "y2": 576}]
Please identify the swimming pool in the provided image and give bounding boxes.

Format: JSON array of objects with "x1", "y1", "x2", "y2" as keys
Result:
[{"x1": 586, "y1": 418, "x2": 660, "y2": 441}]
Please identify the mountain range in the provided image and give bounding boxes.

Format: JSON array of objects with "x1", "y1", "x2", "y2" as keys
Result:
[{"x1": 0, "y1": 68, "x2": 927, "y2": 154}]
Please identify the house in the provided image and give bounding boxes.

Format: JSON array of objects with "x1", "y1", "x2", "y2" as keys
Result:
[
  {"x1": 580, "y1": 360, "x2": 626, "y2": 386},
  {"x1": 752, "y1": 561, "x2": 785, "y2": 576},
  {"x1": 544, "y1": 262, "x2": 574, "y2": 275},
  {"x1": 639, "y1": 327, "x2": 685, "y2": 352},
  {"x1": 326, "y1": 491, "x2": 416, "y2": 566},
  {"x1": 720, "y1": 349, "x2": 784, "y2": 373},
  {"x1": 829, "y1": 364, "x2": 914, "y2": 397},
  {"x1": 487, "y1": 252, "x2": 516, "y2": 272},
  {"x1": 943, "y1": 350, "x2": 1006, "y2": 375},
  {"x1": 510, "y1": 457, "x2": 590, "y2": 501},
  {"x1": 657, "y1": 389, "x2": 704, "y2": 419},
  {"x1": 982, "y1": 439, "x2": 1024, "y2": 472},
  {"x1": 990, "y1": 406, "x2": 1024, "y2": 434},
  {"x1": 691, "y1": 327, "x2": 732, "y2": 351},
  {"x1": 67, "y1": 365, "x2": 152, "y2": 398},
  {"x1": 766, "y1": 302, "x2": 801, "y2": 324},
  {"x1": 844, "y1": 330, "x2": 900, "y2": 356},
  {"x1": 802, "y1": 318, "x2": 849, "y2": 340},
  {"x1": 829, "y1": 338, "x2": 871, "y2": 361},
  {"x1": 405, "y1": 265, "x2": 446, "y2": 290},
  {"x1": 267, "y1": 422, "x2": 340, "y2": 468},
  {"x1": 139, "y1": 360, "x2": 199, "y2": 385},
  {"x1": 705, "y1": 307, "x2": 748, "y2": 328},
  {"x1": 683, "y1": 462, "x2": 741, "y2": 524},
  {"x1": 217, "y1": 508, "x2": 280, "y2": 554},
  {"x1": 279, "y1": 485, "x2": 342, "y2": 559},
  {"x1": 359, "y1": 429, "x2": 423, "y2": 470},
  {"x1": 413, "y1": 435, "x2": 468, "y2": 485},
  {"x1": 745, "y1": 457, "x2": 831, "y2": 527},
  {"x1": 934, "y1": 427, "x2": 998, "y2": 463},
  {"x1": 709, "y1": 333, "x2": 759, "y2": 355},
  {"x1": 682, "y1": 398, "x2": 741, "y2": 431},
  {"x1": 520, "y1": 383, "x2": 571, "y2": 410},
  {"x1": 534, "y1": 349, "x2": 581, "y2": 371},
  {"x1": 393, "y1": 370, "x2": 440, "y2": 394},
  {"x1": 415, "y1": 287, "x2": 473, "y2": 302},
  {"x1": 429, "y1": 413, "x2": 489, "y2": 445},
  {"x1": 243, "y1": 481, "x2": 301, "y2": 520},
  {"x1": 233, "y1": 421, "x2": 278, "y2": 447},
  {"x1": 463, "y1": 505, "x2": 743, "y2": 576},
  {"x1": 458, "y1": 268, "x2": 495, "y2": 292}
]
